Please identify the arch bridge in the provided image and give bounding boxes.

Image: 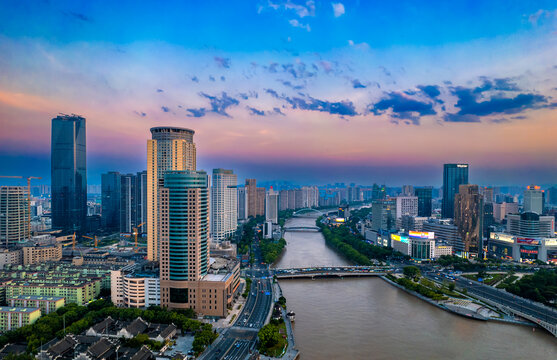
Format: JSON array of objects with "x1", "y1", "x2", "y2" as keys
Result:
[
  {"x1": 273, "y1": 266, "x2": 392, "y2": 279},
  {"x1": 292, "y1": 208, "x2": 324, "y2": 217}
]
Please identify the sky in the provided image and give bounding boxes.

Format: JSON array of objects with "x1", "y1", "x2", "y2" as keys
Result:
[{"x1": 1, "y1": 0, "x2": 557, "y2": 187}]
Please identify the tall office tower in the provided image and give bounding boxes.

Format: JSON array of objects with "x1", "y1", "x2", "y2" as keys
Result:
[
  {"x1": 211, "y1": 169, "x2": 238, "y2": 242},
  {"x1": 237, "y1": 187, "x2": 247, "y2": 220},
  {"x1": 0, "y1": 186, "x2": 30, "y2": 247},
  {"x1": 371, "y1": 184, "x2": 386, "y2": 200},
  {"x1": 51, "y1": 114, "x2": 87, "y2": 233},
  {"x1": 279, "y1": 190, "x2": 289, "y2": 211},
  {"x1": 371, "y1": 199, "x2": 397, "y2": 231},
  {"x1": 507, "y1": 213, "x2": 555, "y2": 238},
  {"x1": 101, "y1": 172, "x2": 121, "y2": 231},
  {"x1": 415, "y1": 187, "x2": 433, "y2": 217},
  {"x1": 159, "y1": 171, "x2": 209, "y2": 309},
  {"x1": 147, "y1": 127, "x2": 196, "y2": 261},
  {"x1": 454, "y1": 184, "x2": 483, "y2": 254},
  {"x1": 401, "y1": 185, "x2": 414, "y2": 196},
  {"x1": 395, "y1": 196, "x2": 418, "y2": 218},
  {"x1": 136, "y1": 171, "x2": 148, "y2": 233},
  {"x1": 245, "y1": 179, "x2": 258, "y2": 218},
  {"x1": 483, "y1": 202, "x2": 494, "y2": 237},
  {"x1": 120, "y1": 173, "x2": 137, "y2": 233},
  {"x1": 481, "y1": 187, "x2": 494, "y2": 204},
  {"x1": 523, "y1": 185, "x2": 544, "y2": 215},
  {"x1": 266, "y1": 188, "x2": 279, "y2": 224},
  {"x1": 442, "y1": 163, "x2": 469, "y2": 219},
  {"x1": 547, "y1": 186, "x2": 557, "y2": 206}
]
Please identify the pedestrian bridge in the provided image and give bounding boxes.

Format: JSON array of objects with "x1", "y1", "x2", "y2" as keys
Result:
[
  {"x1": 283, "y1": 226, "x2": 320, "y2": 232},
  {"x1": 274, "y1": 266, "x2": 392, "y2": 279}
]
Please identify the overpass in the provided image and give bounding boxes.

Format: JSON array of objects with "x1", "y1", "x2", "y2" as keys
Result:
[
  {"x1": 283, "y1": 225, "x2": 320, "y2": 232},
  {"x1": 274, "y1": 266, "x2": 392, "y2": 279}
]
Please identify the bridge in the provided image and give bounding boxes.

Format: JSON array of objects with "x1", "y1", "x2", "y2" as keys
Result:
[
  {"x1": 292, "y1": 208, "x2": 324, "y2": 217},
  {"x1": 283, "y1": 225, "x2": 320, "y2": 232},
  {"x1": 274, "y1": 266, "x2": 392, "y2": 279}
]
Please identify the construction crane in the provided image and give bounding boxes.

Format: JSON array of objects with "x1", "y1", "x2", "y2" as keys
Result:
[
  {"x1": 82, "y1": 235, "x2": 98, "y2": 249},
  {"x1": 132, "y1": 222, "x2": 146, "y2": 253},
  {"x1": 0, "y1": 175, "x2": 42, "y2": 237},
  {"x1": 72, "y1": 232, "x2": 76, "y2": 251}
]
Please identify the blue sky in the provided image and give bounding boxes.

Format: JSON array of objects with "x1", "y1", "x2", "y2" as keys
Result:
[{"x1": 0, "y1": 0, "x2": 556, "y2": 186}]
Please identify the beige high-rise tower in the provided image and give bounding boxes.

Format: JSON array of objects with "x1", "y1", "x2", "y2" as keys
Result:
[{"x1": 147, "y1": 127, "x2": 196, "y2": 261}]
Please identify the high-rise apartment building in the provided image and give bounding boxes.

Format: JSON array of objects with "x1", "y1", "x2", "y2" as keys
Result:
[
  {"x1": 211, "y1": 169, "x2": 238, "y2": 242},
  {"x1": 245, "y1": 179, "x2": 258, "y2": 217},
  {"x1": 401, "y1": 185, "x2": 414, "y2": 196},
  {"x1": 523, "y1": 185, "x2": 544, "y2": 215},
  {"x1": 237, "y1": 187, "x2": 247, "y2": 220},
  {"x1": 266, "y1": 188, "x2": 279, "y2": 224},
  {"x1": 159, "y1": 170, "x2": 209, "y2": 309},
  {"x1": 371, "y1": 199, "x2": 397, "y2": 231},
  {"x1": 279, "y1": 190, "x2": 289, "y2": 211},
  {"x1": 414, "y1": 187, "x2": 432, "y2": 217},
  {"x1": 395, "y1": 196, "x2": 418, "y2": 219},
  {"x1": 101, "y1": 172, "x2": 121, "y2": 231},
  {"x1": 147, "y1": 127, "x2": 196, "y2": 261},
  {"x1": 136, "y1": 171, "x2": 148, "y2": 233},
  {"x1": 442, "y1": 163, "x2": 468, "y2": 219},
  {"x1": 51, "y1": 114, "x2": 87, "y2": 233},
  {"x1": 256, "y1": 188, "x2": 266, "y2": 215},
  {"x1": 0, "y1": 187, "x2": 30, "y2": 247},
  {"x1": 454, "y1": 184, "x2": 483, "y2": 254}
]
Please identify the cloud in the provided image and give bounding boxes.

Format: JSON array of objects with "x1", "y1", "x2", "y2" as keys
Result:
[
  {"x1": 209, "y1": 75, "x2": 215, "y2": 82},
  {"x1": 331, "y1": 3, "x2": 345, "y2": 17},
  {"x1": 273, "y1": 107, "x2": 286, "y2": 115},
  {"x1": 370, "y1": 92, "x2": 436, "y2": 124},
  {"x1": 527, "y1": 9, "x2": 557, "y2": 26},
  {"x1": 473, "y1": 77, "x2": 520, "y2": 93},
  {"x1": 450, "y1": 86, "x2": 547, "y2": 116},
  {"x1": 417, "y1": 85, "x2": 441, "y2": 99},
  {"x1": 278, "y1": 79, "x2": 305, "y2": 90},
  {"x1": 63, "y1": 11, "x2": 93, "y2": 23},
  {"x1": 191, "y1": 76, "x2": 199, "y2": 83},
  {"x1": 352, "y1": 79, "x2": 366, "y2": 89},
  {"x1": 214, "y1": 56, "x2": 231, "y2": 68},
  {"x1": 443, "y1": 113, "x2": 481, "y2": 123},
  {"x1": 285, "y1": 95, "x2": 358, "y2": 116},
  {"x1": 282, "y1": 62, "x2": 316, "y2": 78},
  {"x1": 161, "y1": 106, "x2": 170, "y2": 112},
  {"x1": 347, "y1": 40, "x2": 370, "y2": 50},
  {"x1": 289, "y1": 19, "x2": 311, "y2": 31},
  {"x1": 156, "y1": 89, "x2": 164, "y2": 93},
  {"x1": 199, "y1": 92, "x2": 240, "y2": 117},
  {"x1": 134, "y1": 111, "x2": 147, "y2": 117},
  {"x1": 265, "y1": 89, "x2": 281, "y2": 98},
  {"x1": 260, "y1": 0, "x2": 316, "y2": 17},
  {"x1": 379, "y1": 66, "x2": 391, "y2": 77},
  {"x1": 247, "y1": 106, "x2": 265, "y2": 116},
  {"x1": 186, "y1": 108, "x2": 207, "y2": 117}
]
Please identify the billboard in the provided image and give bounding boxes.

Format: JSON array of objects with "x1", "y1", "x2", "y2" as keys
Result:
[
  {"x1": 516, "y1": 238, "x2": 539, "y2": 245},
  {"x1": 391, "y1": 234, "x2": 409, "y2": 243},
  {"x1": 409, "y1": 231, "x2": 435, "y2": 239}
]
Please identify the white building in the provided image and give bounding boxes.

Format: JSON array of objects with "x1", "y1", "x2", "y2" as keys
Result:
[
  {"x1": 523, "y1": 185, "x2": 544, "y2": 215},
  {"x1": 265, "y1": 188, "x2": 279, "y2": 224},
  {"x1": 396, "y1": 196, "x2": 418, "y2": 219},
  {"x1": 493, "y1": 202, "x2": 518, "y2": 222},
  {"x1": 111, "y1": 270, "x2": 160, "y2": 308},
  {"x1": 211, "y1": 169, "x2": 238, "y2": 242}
]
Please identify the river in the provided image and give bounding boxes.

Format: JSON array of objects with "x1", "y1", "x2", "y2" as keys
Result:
[{"x1": 274, "y1": 216, "x2": 557, "y2": 359}]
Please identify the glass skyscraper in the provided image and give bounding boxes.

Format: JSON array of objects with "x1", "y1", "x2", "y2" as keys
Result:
[
  {"x1": 441, "y1": 163, "x2": 468, "y2": 219},
  {"x1": 415, "y1": 186, "x2": 433, "y2": 217},
  {"x1": 51, "y1": 114, "x2": 87, "y2": 233}
]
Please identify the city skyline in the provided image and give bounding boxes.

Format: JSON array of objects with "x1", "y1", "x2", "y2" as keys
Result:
[{"x1": 1, "y1": 1, "x2": 557, "y2": 185}]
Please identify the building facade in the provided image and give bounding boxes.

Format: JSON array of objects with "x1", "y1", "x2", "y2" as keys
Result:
[
  {"x1": 523, "y1": 185, "x2": 544, "y2": 215},
  {"x1": 237, "y1": 187, "x2": 247, "y2": 221},
  {"x1": 414, "y1": 187, "x2": 433, "y2": 217},
  {"x1": 454, "y1": 184, "x2": 483, "y2": 254},
  {"x1": 395, "y1": 196, "x2": 418, "y2": 219},
  {"x1": 147, "y1": 127, "x2": 196, "y2": 261},
  {"x1": 101, "y1": 172, "x2": 121, "y2": 231},
  {"x1": 265, "y1": 189, "x2": 279, "y2": 224},
  {"x1": 507, "y1": 213, "x2": 555, "y2": 238},
  {"x1": 0, "y1": 307, "x2": 41, "y2": 332},
  {"x1": 211, "y1": 169, "x2": 238, "y2": 242},
  {"x1": 371, "y1": 199, "x2": 397, "y2": 231},
  {"x1": 441, "y1": 163, "x2": 468, "y2": 219},
  {"x1": 51, "y1": 114, "x2": 87, "y2": 233},
  {"x1": 0, "y1": 186, "x2": 30, "y2": 247}
]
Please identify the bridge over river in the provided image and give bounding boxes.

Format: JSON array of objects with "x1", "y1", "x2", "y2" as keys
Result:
[{"x1": 274, "y1": 265, "x2": 392, "y2": 279}]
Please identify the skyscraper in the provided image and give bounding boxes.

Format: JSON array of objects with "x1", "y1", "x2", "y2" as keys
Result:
[
  {"x1": 147, "y1": 127, "x2": 196, "y2": 261},
  {"x1": 136, "y1": 171, "x2": 148, "y2": 234},
  {"x1": 237, "y1": 187, "x2": 247, "y2": 220},
  {"x1": 245, "y1": 179, "x2": 258, "y2": 218},
  {"x1": 454, "y1": 184, "x2": 483, "y2": 254},
  {"x1": 371, "y1": 199, "x2": 397, "y2": 231},
  {"x1": 442, "y1": 163, "x2": 468, "y2": 219},
  {"x1": 211, "y1": 169, "x2": 238, "y2": 242},
  {"x1": 101, "y1": 172, "x2": 121, "y2": 231},
  {"x1": 523, "y1": 185, "x2": 544, "y2": 215},
  {"x1": 120, "y1": 173, "x2": 137, "y2": 233},
  {"x1": 266, "y1": 188, "x2": 279, "y2": 224},
  {"x1": 159, "y1": 170, "x2": 209, "y2": 309},
  {"x1": 395, "y1": 196, "x2": 418, "y2": 219},
  {"x1": 415, "y1": 187, "x2": 433, "y2": 217},
  {"x1": 0, "y1": 186, "x2": 30, "y2": 247},
  {"x1": 51, "y1": 114, "x2": 87, "y2": 233}
]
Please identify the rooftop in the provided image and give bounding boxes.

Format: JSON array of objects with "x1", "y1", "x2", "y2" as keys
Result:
[
  {"x1": 8, "y1": 295, "x2": 65, "y2": 302},
  {"x1": 0, "y1": 306, "x2": 40, "y2": 313}
]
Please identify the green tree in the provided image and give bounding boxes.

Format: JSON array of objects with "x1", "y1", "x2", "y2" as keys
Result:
[{"x1": 403, "y1": 266, "x2": 421, "y2": 278}]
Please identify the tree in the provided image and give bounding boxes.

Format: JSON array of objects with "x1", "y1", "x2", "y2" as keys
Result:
[
  {"x1": 258, "y1": 324, "x2": 280, "y2": 349},
  {"x1": 403, "y1": 266, "x2": 421, "y2": 279},
  {"x1": 448, "y1": 283, "x2": 456, "y2": 292}
]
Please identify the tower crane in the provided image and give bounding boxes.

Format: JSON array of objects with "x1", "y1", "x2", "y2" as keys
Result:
[
  {"x1": 82, "y1": 235, "x2": 98, "y2": 249},
  {"x1": 132, "y1": 222, "x2": 146, "y2": 253}
]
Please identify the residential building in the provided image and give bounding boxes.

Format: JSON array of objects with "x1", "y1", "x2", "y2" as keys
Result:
[
  {"x1": 237, "y1": 187, "x2": 247, "y2": 220},
  {"x1": 395, "y1": 196, "x2": 418, "y2": 218},
  {"x1": 279, "y1": 190, "x2": 289, "y2": 211},
  {"x1": 441, "y1": 163, "x2": 468, "y2": 219},
  {"x1": 493, "y1": 202, "x2": 519, "y2": 222},
  {"x1": 211, "y1": 169, "x2": 238, "y2": 242},
  {"x1": 371, "y1": 199, "x2": 396, "y2": 231},
  {"x1": 147, "y1": 127, "x2": 196, "y2": 261},
  {"x1": 22, "y1": 243, "x2": 62, "y2": 264},
  {"x1": 8, "y1": 295, "x2": 65, "y2": 314},
  {"x1": 454, "y1": 184, "x2": 483, "y2": 254},
  {"x1": 265, "y1": 188, "x2": 279, "y2": 224},
  {"x1": 414, "y1": 187, "x2": 433, "y2": 217},
  {"x1": 0, "y1": 249, "x2": 22, "y2": 269},
  {"x1": 51, "y1": 114, "x2": 87, "y2": 233},
  {"x1": 524, "y1": 185, "x2": 544, "y2": 215},
  {"x1": 0, "y1": 186, "x2": 30, "y2": 247},
  {"x1": 0, "y1": 307, "x2": 41, "y2": 332}
]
